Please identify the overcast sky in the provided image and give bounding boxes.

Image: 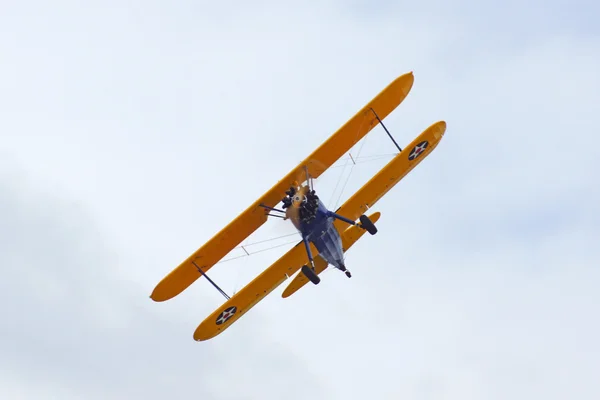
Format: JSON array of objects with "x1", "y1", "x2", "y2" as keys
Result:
[{"x1": 1, "y1": 1, "x2": 599, "y2": 399}]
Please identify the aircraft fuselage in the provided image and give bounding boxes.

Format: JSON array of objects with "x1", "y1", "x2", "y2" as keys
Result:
[{"x1": 287, "y1": 198, "x2": 345, "y2": 270}]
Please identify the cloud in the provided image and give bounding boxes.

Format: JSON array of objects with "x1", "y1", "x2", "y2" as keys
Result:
[
  {"x1": 0, "y1": 165, "x2": 327, "y2": 399},
  {"x1": 1, "y1": 1, "x2": 599, "y2": 399}
]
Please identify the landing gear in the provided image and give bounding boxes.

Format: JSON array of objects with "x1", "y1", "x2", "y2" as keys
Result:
[
  {"x1": 301, "y1": 235, "x2": 321, "y2": 285},
  {"x1": 328, "y1": 211, "x2": 378, "y2": 235},
  {"x1": 359, "y1": 214, "x2": 378, "y2": 235},
  {"x1": 301, "y1": 264, "x2": 321, "y2": 285}
]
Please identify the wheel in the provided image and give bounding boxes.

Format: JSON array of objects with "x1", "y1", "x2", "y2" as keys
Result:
[
  {"x1": 301, "y1": 265, "x2": 321, "y2": 285},
  {"x1": 359, "y1": 214, "x2": 378, "y2": 235}
]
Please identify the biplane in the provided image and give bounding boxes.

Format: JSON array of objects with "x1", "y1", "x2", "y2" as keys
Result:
[{"x1": 150, "y1": 71, "x2": 447, "y2": 341}]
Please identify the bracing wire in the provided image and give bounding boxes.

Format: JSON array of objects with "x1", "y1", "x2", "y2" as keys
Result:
[
  {"x1": 327, "y1": 157, "x2": 351, "y2": 208},
  {"x1": 217, "y1": 236, "x2": 300, "y2": 264},
  {"x1": 327, "y1": 114, "x2": 369, "y2": 209},
  {"x1": 333, "y1": 130, "x2": 370, "y2": 210}
]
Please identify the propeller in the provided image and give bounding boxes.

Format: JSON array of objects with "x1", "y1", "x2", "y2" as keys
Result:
[
  {"x1": 281, "y1": 185, "x2": 319, "y2": 223},
  {"x1": 280, "y1": 160, "x2": 327, "y2": 224}
]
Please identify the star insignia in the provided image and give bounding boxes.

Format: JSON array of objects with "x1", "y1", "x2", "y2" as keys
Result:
[
  {"x1": 215, "y1": 306, "x2": 237, "y2": 325},
  {"x1": 408, "y1": 141, "x2": 429, "y2": 160}
]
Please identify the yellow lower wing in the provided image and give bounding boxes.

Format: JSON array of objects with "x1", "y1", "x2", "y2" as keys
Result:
[
  {"x1": 193, "y1": 212, "x2": 380, "y2": 341},
  {"x1": 150, "y1": 72, "x2": 414, "y2": 302},
  {"x1": 281, "y1": 211, "x2": 382, "y2": 298},
  {"x1": 193, "y1": 241, "x2": 311, "y2": 341},
  {"x1": 332, "y1": 120, "x2": 447, "y2": 234}
]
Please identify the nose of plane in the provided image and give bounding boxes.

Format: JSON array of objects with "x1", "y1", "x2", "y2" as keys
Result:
[{"x1": 291, "y1": 192, "x2": 305, "y2": 207}]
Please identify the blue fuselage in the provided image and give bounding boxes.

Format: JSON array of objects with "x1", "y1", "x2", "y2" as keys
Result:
[{"x1": 288, "y1": 200, "x2": 345, "y2": 269}]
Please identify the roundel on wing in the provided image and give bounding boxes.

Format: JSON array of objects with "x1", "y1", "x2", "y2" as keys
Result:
[
  {"x1": 408, "y1": 140, "x2": 429, "y2": 161},
  {"x1": 215, "y1": 306, "x2": 237, "y2": 325}
]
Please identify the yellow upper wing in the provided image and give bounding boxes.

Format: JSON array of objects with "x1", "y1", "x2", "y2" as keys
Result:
[{"x1": 150, "y1": 72, "x2": 415, "y2": 302}]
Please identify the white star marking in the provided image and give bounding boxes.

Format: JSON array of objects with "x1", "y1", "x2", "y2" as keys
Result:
[
  {"x1": 216, "y1": 307, "x2": 237, "y2": 325},
  {"x1": 409, "y1": 141, "x2": 428, "y2": 160}
]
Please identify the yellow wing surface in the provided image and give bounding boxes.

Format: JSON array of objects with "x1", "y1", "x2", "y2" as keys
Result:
[
  {"x1": 150, "y1": 72, "x2": 415, "y2": 302},
  {"x1": 281, "y1": 212, "x2": 382, "y2": 298},
  {"x1": 193, "y1": 121, "x2": 446, "y2": 341},
  {"x1": 280, "y1": 121, "x2": 447, "y2": 299},
  {"x1": 193, "y1": 212, "x2": 382, "y2": 341},
  {"x1": 331, "y1": 120, "x2": 447, "y2": 234}
]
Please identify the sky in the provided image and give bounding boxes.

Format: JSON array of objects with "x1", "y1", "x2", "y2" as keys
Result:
[{"x1": 1, "y1": 0, "x2": 599, "y2": 399}]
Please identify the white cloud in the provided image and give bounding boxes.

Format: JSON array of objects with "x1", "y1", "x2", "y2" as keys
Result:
[{"x1": 1, "y1": 1, "x2": 599, "y2": 399}]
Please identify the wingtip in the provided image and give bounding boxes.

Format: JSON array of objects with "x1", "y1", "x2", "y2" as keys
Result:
[
  {"x1": 281, "y1": 286, "x2": 295, "y2": 298},
  {"x1": 149, "y1": 287, "x2": 168, "y2": 302},
  {"x1": 193, "y1": 326, "x2": 213, "y2": 342},
  {"x1": 394, "y1": 70, "x2": 414, "y2": 81},
  {"x1": 369, "y1": 211, "x2": 382, "y2": 222},
  {"x1": 401, "y1": 71, "x2": 415, "y2": 94},
  {"x1": 428, "y1": 120, "x2": 447, "y2": 140}
]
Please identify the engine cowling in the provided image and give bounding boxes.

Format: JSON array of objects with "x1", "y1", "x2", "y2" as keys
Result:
[{"x1": 281, "y1": 185, "x2": 319, "y2": 223}]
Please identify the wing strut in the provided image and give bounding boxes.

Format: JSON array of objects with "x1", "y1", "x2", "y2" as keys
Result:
[
  {"x1": 370, "y1": 107, "x2": 402, "y2": 152},
  {"x1": 192, "y1": 261, "x2": 230, "y2": 300}
]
